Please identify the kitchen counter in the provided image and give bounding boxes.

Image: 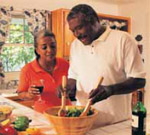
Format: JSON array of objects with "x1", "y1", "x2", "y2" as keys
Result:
[
  {"x1": 88, "y1": 120, "x2": 131, "y2": 135},
  {"x1": 0, "y1": 89, "x2": 17, "y2": 97},
  {"x1": 0, "y1": 96, "x2": 138, "y2": 135}
]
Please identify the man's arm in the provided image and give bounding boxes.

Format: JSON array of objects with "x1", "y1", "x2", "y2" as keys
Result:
[
  {"x1": 89, "y1": 77, "x2": 146, "y2": 104},
  {"x1": 109, "y1": 77, "x2": 145, "y2": 95}
]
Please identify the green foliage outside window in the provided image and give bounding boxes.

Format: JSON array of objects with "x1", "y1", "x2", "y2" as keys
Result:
[
  {"x1": 1, "y1": 16, "x2": 35, "y2": 72},
  {"x1": 0, "y1": 46, "x2": 35, "y2": 72}
]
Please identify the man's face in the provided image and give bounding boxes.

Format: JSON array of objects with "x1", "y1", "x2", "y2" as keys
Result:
[{"x1": 68, "y1": 13, "x2": 97, "y2": 45}]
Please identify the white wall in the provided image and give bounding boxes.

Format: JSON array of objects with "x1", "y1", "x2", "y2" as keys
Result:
[
  {"x1": 0, "y1": 0, "x2": 119, "y2": 15},
  {"x1": 118, "y1": 0, "x2": 150, "y2": 113}
]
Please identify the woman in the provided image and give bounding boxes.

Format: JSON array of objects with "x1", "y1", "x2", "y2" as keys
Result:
[{"x1": 17, "y1": 30, "x2": 70, "y2": 113}]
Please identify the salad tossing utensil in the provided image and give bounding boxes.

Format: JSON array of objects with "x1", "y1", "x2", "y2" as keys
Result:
[
  {"x1": 58, "y1": 76, "x2": 67, "y2": 117},
  {"x1": 80, "y1": 77, "x2": 104, "y2": 117}
]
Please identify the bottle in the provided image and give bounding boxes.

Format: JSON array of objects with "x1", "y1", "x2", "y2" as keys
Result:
[{"x1": 132, "y1": 90, "x2": 146, "y2": 135}]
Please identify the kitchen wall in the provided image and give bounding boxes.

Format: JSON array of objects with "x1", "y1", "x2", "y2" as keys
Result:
[
  {"x1": 118, "y1": 0, "x2": 150, "y2": 113},
  {"x1": 0, "y1": 0, "x2": 119, "y2": 15}
]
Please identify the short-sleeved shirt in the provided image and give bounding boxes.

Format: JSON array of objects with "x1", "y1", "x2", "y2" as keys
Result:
[
  {"x1": 68, "y1": 27, "x2": 146, "y2": 127},
  {"x1": 17, "y1": 57, "x2": 70, "y2": 113}
]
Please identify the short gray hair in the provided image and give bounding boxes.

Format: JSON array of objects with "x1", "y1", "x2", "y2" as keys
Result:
[{"x1": 34, "y1": 30, "x2": 56, "y2": 59}]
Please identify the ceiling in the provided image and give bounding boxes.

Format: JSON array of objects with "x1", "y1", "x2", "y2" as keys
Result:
[{"x1": 94, "y1": 0, "x2": 140, "y2": 4}]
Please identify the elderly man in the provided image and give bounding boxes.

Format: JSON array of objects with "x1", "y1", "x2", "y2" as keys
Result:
[{"x1": 65, "y1": 4, "x2": 146, "y2": 127}]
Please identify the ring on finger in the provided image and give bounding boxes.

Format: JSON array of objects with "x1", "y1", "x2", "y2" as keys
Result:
[{"x1": 29, "y1": 90, "x2": 32, "y2": 94}]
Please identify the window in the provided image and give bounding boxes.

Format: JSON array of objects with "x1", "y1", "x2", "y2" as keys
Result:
[{"x1": 0, "y1": 14, "x2": 35, "y2": 72}]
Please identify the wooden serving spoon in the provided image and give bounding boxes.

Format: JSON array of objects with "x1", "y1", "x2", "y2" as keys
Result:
[
  {"x1": 58, "y1": 75, "x2": 67, "y2": 117},
  {"x1": 80, "y1": 77, "x2": 104, "y2": 117}
]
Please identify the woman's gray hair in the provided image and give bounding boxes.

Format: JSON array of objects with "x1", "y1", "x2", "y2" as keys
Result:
[{"x1": 34, "y1": 30, "x2": 55, "y2": 59}]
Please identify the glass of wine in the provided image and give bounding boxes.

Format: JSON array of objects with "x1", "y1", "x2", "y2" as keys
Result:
[{"x1": 34, "y1": 79, "x2": 44, "y2": 102}]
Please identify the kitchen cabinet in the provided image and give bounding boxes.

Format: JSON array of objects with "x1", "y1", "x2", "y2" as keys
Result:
[
  {"x1": 51, "y1": 9, "x2": 74, "y2": 60},
  {"x1": 98, "y1": 13, "x2": 131, "y2": 33}
]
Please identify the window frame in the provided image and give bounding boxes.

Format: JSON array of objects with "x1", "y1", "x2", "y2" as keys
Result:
[
  {"x1": 1, "y1": 13, "x2": 35, "y2": 73},
  {"x1": 5, "y1": 13, "x2": 33, "y2": 46}
]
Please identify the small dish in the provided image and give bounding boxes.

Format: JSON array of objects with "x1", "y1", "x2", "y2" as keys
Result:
[{"x1": 0, "y1": 105, "x2": 13, "y2": 122}]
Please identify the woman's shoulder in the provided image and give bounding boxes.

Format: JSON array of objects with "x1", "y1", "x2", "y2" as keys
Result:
[
  {"x1": 56, "y1": 57, "x2": 69, "y2": 68},
  {"x1": 21, "y1": 60, "x2": 35, "y2": 72},
  {"x1": 57, "y1": 57, "x2": 69, "y2": 64}
]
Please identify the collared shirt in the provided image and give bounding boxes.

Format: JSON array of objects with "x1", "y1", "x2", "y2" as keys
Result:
[
  {"x1": 68, "y1": 27, "x2": 145, "y2": 127},
  {"x1": 17, "y1": 57, "x2": 70, "y2": 113}
]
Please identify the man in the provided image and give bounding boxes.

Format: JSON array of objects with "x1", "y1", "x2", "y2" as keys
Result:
[{"x1": 66, "y1": 4, "x2": 146, "y2": 127}]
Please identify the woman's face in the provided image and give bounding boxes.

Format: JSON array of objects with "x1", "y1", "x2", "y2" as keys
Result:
[{"x1": 36, "y1": 36, "x2": 57, "y2": 62}]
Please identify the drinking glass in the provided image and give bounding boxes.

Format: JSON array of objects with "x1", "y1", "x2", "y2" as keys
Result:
[{"x1": 33, "y1": 79, "x2": 44, "y2": 102}]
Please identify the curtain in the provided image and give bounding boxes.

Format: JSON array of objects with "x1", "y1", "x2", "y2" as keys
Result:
[
  {"x1": 0, "y1": 6, "x2": 13, "y2": 79},
  {"x1": 0, "y1": 6, "x2": 13, "y2": 46},
  {"x1": 24, "y1": 9, "x2": 49, "y2": 36}
]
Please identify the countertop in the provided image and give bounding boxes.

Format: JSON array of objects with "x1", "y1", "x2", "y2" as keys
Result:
[
  {"x1": 0, "y1": 95, "x2": 133, "y2": 135},
  {"x1": 0, "y1": 89, "x2": 17, "y2": 97}
]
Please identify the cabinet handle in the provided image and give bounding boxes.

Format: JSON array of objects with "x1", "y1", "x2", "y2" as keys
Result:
[{"x1": 66, "y1": 42, "x2": 70, "y2": 46}]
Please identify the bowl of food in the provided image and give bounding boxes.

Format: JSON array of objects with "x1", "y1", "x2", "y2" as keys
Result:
[
  {"x1": 0, "y1": 105, "x2": 13, "y2": 122},
  {"x1": 44, "y1": 106, "x2": 98, "y2": 135}
]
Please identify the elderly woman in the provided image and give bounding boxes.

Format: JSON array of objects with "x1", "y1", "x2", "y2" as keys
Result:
[{"x1": 17, "y1": 30, "x2": 70, "y2": 113}]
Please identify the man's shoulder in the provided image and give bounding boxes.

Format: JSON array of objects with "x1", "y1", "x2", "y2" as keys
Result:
[
  {"x1": 109, "y1": 29, "x2": 132, "y2": 41},
  {"x1": 111, "y1": 29, "x2": 130, "y2": 37},
  {"x1": 71, "y1": 39, "x2": 83, "y2": 49},
  {"x1": 72, "y1": 38, "x2": 80, "y2": 44}
]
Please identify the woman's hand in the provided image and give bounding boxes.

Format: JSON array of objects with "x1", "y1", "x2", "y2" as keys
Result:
[{"x1": 28, "y1": 85, "x2": 40, "y2": 98}]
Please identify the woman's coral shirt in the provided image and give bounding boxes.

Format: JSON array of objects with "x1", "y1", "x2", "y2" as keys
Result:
[{"x1": 17, "y1": 58, "x2": 71, "y2": 113}]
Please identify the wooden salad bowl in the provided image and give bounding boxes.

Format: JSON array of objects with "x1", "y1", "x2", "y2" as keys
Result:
[{"x1": 44, "y1": 105, "x2": 98, "y2": 135}]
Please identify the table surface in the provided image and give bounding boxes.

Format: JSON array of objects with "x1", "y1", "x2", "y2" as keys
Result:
[
  {"x1": 0, "y1": 89, "x2": 17, "y2": 97},
  {"x1": 0, "y1": 95, "x2": 133, "y2": 135}
]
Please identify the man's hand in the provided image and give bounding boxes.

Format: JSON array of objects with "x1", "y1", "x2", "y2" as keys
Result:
[
  {"x1": 57, "y1": 78, "x2": 77, "y2": 101},
  {"x1": 88, "y1": 85, "x2": 113, "y2": 104}
]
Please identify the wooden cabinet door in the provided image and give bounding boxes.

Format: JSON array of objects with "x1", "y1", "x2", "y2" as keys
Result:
[
  {"x1": 63, "y1": 11, "x2": 75, "y2": 60},
  {"x1": 51, "y1": 9, "x2": 64, "y2": 58},
  {"x1": 51, "y1": 9, "x2": 75, "y2": 60}
]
